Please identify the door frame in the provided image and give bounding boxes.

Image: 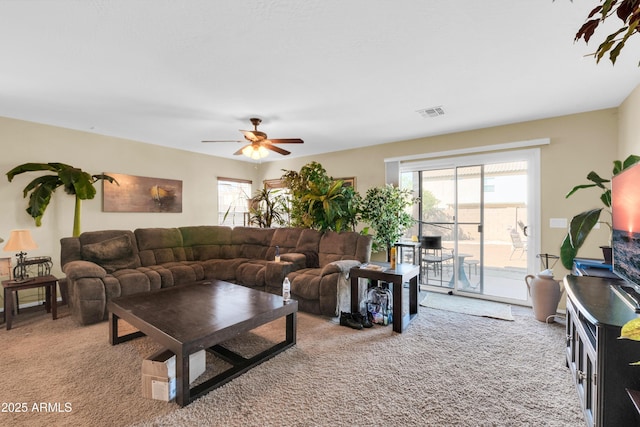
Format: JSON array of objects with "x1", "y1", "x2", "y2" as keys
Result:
[{"x1": 397, "y1": 148, "x2": 540, "y2": 306}]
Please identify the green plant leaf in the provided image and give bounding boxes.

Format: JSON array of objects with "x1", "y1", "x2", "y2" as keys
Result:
[
  {"x1": 6, "y1": 162, "x2": 64, "y2": 181},
  {"x1": 560, "y1": 234, "x2": 579, "y2": 270},
  {"x1": 601, "y1": 189, "x2": 612, "y2": 208},
  {"x1": 586, "y1": 171, "x2": 610, "y2": 188},
  {"x1": 621, "y1": 318, "x2": 640, "y2": 341},
  {"x1": 569, "y1": 208, "x2": 602, "y2": 249},
  {"x1": 26, "y1": 179, "x2": 58, "y2": 227},
  {"x1": 621, "y1": 154, "x2": 640, "y2": 172},
  {"x1": 566, "y1": 183, "x2": 597, "y2": 198},
  {"x1": 59, "y1": 167, "x2": 96, "y2": 199}
]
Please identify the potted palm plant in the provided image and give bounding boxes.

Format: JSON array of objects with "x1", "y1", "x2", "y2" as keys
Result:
[
  {"x1": 248, "y1": 187, "x2": 288, "y2": 228},
  {"x1": 560, "y1": 155, "x2": 640, "y2": 269},
  {"x1": 6, "y1": 162, "x2": 117, "y2": 237}
]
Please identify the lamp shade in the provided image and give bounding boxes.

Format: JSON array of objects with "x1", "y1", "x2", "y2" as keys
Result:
[
  {"x1": 3, "y1": 229, "x2": 38, "y2": 252},
  {"x1": 242, "y1": 145, "x2": 269, "y2": 159}
]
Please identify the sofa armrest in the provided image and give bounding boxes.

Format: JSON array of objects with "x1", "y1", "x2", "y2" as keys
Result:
[
  {"x1": 62, "y1": 260, "x2": 107, "y2": 280},
  {"x1": 321, "y1": 259, "x2": 362, "y2": 276},
  {"x1": 265, "y1": 261, "x2": 295, "y2": 291},
  {"x1": 280, "y1": 252, "x2": 307, "y2": 270}
]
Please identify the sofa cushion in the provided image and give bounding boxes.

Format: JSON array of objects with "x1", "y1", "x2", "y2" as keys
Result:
[
  {"x1": 236, "y1": 260, "x2": 267, "y2": 288},
  {"x1": 201, "y1": 258, "x2": 248, "y2": 281},
  {"x1": 111, "y1": 269, "x2": 152, "y2": 296},
  {"x1": 81, "y1": 234, "x2": 141, "y2": 273},
  {"x1": 318, "y1": 231, "x2": 369, "y2": 266},
  {"x1": 135, "y1": 228, "x2": 187, "y2": 266},
  {"x1": 265, "y1": 228, "x2": 303, "y2": 260},
  {"x1": 233, "y1": 227, "x2": 274, "y2": 259},
  {"x1": 296, "y1": 229, "x2": 321, "y2": 268},
  {"x1": 180, "y1": 226, "x2": 235, "y2": 260},
  {"x1": 287, "y1": 268, "x2": 322, "y2": 300}
]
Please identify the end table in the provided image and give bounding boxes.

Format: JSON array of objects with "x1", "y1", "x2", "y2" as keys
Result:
[
  {"x1": 2, "y1": 274, "x2": 58, "y2": 330},
  {"x1": 350, "y1": 263, "x2": 420, "y2": 333}
]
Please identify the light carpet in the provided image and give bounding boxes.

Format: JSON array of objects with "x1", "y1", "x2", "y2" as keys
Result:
[
  {"x1": 0, "y1": 303, "x2": 581, "y2": 427},
  {"x1": 420, "y1": 292, "x2": 515, "y2": 321}
]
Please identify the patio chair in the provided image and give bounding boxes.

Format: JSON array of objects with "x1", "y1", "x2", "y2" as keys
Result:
[
  {"x1": 509, "y1": 228, "x2": 527, "y2": 259},
  {"x1": 420, "y1": 236, "x2": 454, "y2": 286}
]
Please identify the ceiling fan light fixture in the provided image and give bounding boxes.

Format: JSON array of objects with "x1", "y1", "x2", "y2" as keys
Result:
[{"x1": 242, "y1": 144, "x2": 269, "y2": 159}]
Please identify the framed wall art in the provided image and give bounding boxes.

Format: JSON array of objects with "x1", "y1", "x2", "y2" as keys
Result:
[
  {"x1": 103, "y1": 173, "x2": 183, "y2": 213},
  {"x1": 338, "y1": 177, "x2": 356, "y2": 189},
  {"x1": 264, "y1": 179, "x2": 286, "y2": 189}
]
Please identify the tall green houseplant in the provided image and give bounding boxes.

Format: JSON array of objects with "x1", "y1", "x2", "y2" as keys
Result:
[
  {"x1": 281, "y1": 161, "x2": 360, "y2": 232},
  {"x1": 360, "y1": 184, "x2": 417, "y2": 261},
  {"x1": 6, "y1": 163, "x2": 117, "y2": 237},
  {"x1": 248, "y1": 187, "x2": 288, "y2": 228},
  {"x1": 560, "y1": 155, "x2": 640, "y2": 269}
]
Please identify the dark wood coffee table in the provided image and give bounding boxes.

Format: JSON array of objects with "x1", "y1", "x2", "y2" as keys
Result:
[{"x1": 107, "y1": 280, "x2": 297, "y2": 407}]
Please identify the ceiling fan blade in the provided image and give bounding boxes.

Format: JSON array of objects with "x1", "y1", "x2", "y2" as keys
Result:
[
  {"x1": 264, "y1": 144, "x2": 291, "y2": 155},
  {"x1": 240, "y1": 129, "x2": 266, "y2": 142},
  {"x1": 267, "y1": 138, "x2": 304, "y2": 144},
  {"x1": 233, "y1": 145, "x2": 251, "y2": 155},
  {"x1": 202, "y1": 140, "x2": 243, "y2": 143}
]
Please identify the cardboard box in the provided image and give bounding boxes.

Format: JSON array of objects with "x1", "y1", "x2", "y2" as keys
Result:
[
  {"x1": 142, "y1": 349, "x2": 206, "y2": 401},
  {"x1": 143, "y1": 375, "x2": 177, "y2": 402}
]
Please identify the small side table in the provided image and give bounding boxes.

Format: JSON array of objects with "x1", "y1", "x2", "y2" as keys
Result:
[
  {"x1": 2, "y1": 274, "x2": 58, "y2": 330},
  {"x1": 394, "y1": 241, "x2": 421, "y2": 265},
  {"x1": 350, "y1": 263, "x2": 420, "y2": 333}
]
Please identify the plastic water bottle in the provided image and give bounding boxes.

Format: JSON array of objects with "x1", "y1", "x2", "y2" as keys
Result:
[{"x1": 282, "y1": 277, "x2": 291, "y2": 302}]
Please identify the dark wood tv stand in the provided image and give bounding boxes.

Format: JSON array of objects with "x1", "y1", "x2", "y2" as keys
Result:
[{"x1": 564, "y1": 274, "x2": 640, "y2": 427}]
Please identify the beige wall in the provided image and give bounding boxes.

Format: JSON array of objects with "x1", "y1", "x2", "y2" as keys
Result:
[
  {"x1": 618, "y1": 83, "x2": 640, "y2": 158},
  {"x1": 259, "y1": 108, "x2": 620, "y2": 273},
  {"x1": 0, "y1": 117, "x2": 259, "y2": 281},
  {"x1": 2, "y1": 86, "x2": 639, "y2": 291}
]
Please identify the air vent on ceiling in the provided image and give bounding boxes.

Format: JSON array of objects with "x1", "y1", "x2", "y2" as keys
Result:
[{"x1": 417, "y1": 106, "x2": 445, "y2": 118}]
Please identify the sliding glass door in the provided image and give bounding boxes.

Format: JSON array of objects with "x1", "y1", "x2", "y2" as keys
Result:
[{"x1": 401, "y1": 149, "x2": 538, "y2": 305}]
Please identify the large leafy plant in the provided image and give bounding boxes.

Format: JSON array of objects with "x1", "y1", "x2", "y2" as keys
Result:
[
  {"x1": 573, "y1": 0, "x2": 640, "y2": 65},
  {"x1": 560, "y1": 155, "x2": 640, "y2": 269},
  {"x1": 281, "y1": 161, "x2": 360, "y2": 232},
  {"x1": 360, "y1": 184, "x2": 417, "y2": 260},
  {"x1": 248, "y1": 187, "x2": 288, "y2": 228},
  {"x1": 6, "y1": 163, "x2": 117, "y2": 237}
]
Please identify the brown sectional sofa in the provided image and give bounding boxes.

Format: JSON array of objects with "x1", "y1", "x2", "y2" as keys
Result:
[{"x1": 60, "y1": 225, "x2": 372, "y2": 325}]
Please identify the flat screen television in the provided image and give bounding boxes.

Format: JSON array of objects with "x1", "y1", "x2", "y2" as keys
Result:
[{"x1": 612, "y1": 161, "x2": 640, "y2": 286}]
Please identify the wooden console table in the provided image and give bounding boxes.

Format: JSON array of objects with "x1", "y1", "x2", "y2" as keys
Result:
[
  {"x1": 564, "y1": 274, "x2": 640, "y2": 426},
  {"x1": 350, "y1": 263, "x2": 420, "y2": 333},
  {"x1": 2, "y1": 275, "x2": 58, "y2": 330}
]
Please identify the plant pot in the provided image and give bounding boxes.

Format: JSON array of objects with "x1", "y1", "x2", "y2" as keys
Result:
[
  {"x1": 525, "y1": 274, "x2": 564, "y2": 323},
  {"x1": 600, "y1": 246, "x2": 612, "y2": 264}
]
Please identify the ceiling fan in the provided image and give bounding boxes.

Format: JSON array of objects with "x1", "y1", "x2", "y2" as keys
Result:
[{"x1": 202, "y1": 118, "x2": 304, "y2": 159}]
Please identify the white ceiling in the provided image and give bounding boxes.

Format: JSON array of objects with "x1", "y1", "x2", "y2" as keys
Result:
[{"x1": 1, "y1": 0, "x2": 639, "y2": 162}]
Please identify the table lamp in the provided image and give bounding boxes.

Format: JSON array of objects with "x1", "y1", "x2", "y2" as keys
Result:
[{"x1": 3, "y1": 229, "x2": 38, "y2": 282}]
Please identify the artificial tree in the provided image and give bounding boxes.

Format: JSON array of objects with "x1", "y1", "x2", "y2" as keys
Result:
[
  {"x1": 572, "y1": 0, "x2": 640, "y2": 65},
  {"x1": 360, "y1": 184, "x2": 417, "y2": 261},
  {"x1": 6, "y1": 162, "x2": 117, "y2": 237}
]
